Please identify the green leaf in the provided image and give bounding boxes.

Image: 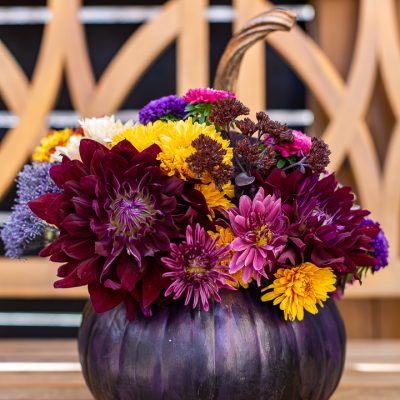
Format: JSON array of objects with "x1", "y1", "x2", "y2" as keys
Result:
[{"x1": 277, "y1": 159, "x2": 286, "y2": 169}]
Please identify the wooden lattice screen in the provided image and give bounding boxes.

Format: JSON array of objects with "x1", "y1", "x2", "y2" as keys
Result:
[{"x1": 0, "y1": 0, "x2": 399, "y2": 300}]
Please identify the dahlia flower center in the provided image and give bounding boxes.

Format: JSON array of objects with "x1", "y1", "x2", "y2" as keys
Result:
[
  {"x1": 186, "y1": 257, "x2": 207, "y2": 275},
  {"x1": 110, "y1": 192, "x2": 156, "y2": 236},
  {"x1": 255, "y1": 225, "x2": 272, "y2": 246}
]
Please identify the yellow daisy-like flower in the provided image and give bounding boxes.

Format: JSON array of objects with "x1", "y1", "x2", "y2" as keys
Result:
[
  {"x1": 32, "y1": 129, "x2": 76, "y2": 162},
  {"x1": 111, "y1": 121, "x2": 165, "y2": 152},
  {"x1": 195, "y1": 182, "x2": 234, "y2": 218},
  {"x1": 156, "y1": 118, "x2": 233, "y2": 180},
  {"x1": 261, "y1": 263, "x2": 337, "y2": 321},
  {"x1": 209, "y1": 226, "x2": 253, "y2": 288}
]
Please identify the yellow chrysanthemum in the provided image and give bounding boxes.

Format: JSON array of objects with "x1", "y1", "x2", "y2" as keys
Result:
[
  {"x1": 195, "y1": 182, "x2": 234, "y2": 218},
  {"x1": 32, "y1": 129, "x2": 76, "y2": 162},
  {"x1": 209, "y1": 226, "x2": 253, "y2": 288},
  {"x1": 156, "y1": 118, "x2": 233, "y2": 180},
  {"x1": 110, "y1": 121, "x2": 165, "y2": 152},
  {"x1": 261, "y1": 263, "x2": 337, "y2": 321}
]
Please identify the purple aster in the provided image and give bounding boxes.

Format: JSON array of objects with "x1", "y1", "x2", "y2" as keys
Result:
[
  {"x1": 1, "y1": 162, "x2": 60, "y2": 258},
  {"x1": 162, "y1": 224, "x2": 235, "y2": 311},
  {"x1": 361, "y1": 219, "x2": 389, "y2": 271},
  {"x1": 139, "y1": 95, "x2": 187, "y2": 124},
  {"x1": 227, "y1": 188, "x2": 288, "y2": 284}
]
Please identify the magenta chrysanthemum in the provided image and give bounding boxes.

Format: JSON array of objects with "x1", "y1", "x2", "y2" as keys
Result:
[
  {"x1": 28, "y1": 139, "x2": 199, "y2": 318},
  {"x1": 228, "y1": 188, "x2": 288, "y2": 284},
  {"x1": 162, "y1": 224, "x2": 235, "y2": 311},
  {"x1": 183, "y1": 88, "x2": 236, "y2": 104},
  {"x1": 271, "y1": 129, "x2": 312, "y2": 158}
]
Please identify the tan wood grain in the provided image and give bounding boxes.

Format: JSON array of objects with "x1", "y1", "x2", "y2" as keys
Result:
[{"x1": 177, "y1": 0, "x2": 209, "y2": 94}]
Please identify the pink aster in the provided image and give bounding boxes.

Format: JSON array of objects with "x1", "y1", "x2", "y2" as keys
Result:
[
  {"x1": 162, "y1": 224, "x2": 235, "y2": 311},
  {"x1": 183, "y1": 88, "x2": 236, "y2": 104},
  {"x1": 228, "y1": 188, "x2": 288, "y2": 284},
  {"x1": 271, "y1": 129, "x2": 312, "y2": 158}
]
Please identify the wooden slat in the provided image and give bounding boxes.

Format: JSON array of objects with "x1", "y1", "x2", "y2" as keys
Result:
[
  {"x1": 177, "y1": 0, "x2": 209, "y2": 94},
  {"x1": 0, "y1": 257, "x2": 87, "y2": 298}
]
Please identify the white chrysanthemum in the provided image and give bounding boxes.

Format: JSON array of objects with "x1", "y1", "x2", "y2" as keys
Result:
[
  {"x1": 79, "y1": 115, "x2": 132, "y2": 146},
  {"x1": 50, "y1": 135, "x2": 82, "y2": 162}
]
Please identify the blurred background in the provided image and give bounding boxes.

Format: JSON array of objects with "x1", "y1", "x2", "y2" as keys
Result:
[{"x1": 0, "y1": 0, "x2": 399, "y2": 375}]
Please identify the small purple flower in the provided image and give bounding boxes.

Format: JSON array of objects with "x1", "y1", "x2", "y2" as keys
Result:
[
  {"x1": 1, "y1": 162, "x2": 60, "y2": 258},
  {"x1": 139, "y1": 95, "x2": 187, "y2": 124},
  {"x1": 361, "y1": 219, "x2": 389, "y2": 271},
  {"x1": 228, "y1": 188, "x2": 288, "y2": 284},
  {"x1": 162, "y1": 224, "x2": 235, "y2": 311}
]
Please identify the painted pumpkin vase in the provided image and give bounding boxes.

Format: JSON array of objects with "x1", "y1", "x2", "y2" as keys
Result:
[{"x1": 1, "y1": 9, "x2": 389, "y2": 400}]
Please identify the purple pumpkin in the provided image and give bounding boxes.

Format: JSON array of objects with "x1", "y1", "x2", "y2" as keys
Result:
[{"x1": 78, "y1": 289, "x2": 345, "y2": 400}]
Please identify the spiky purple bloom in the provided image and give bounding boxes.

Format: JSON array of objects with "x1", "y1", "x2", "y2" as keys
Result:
[
  {"x1": 227, "y1": 188, "x2": 288, "y2": 284},
  {"x1": 361, "y1": 219, "x2": 389, "y2": 271},
  {"x1": 139, "y1": 95, "x2": 187, "y2": 124},
  {"x1": 28, "y1": 139, "x2": 207, "y2": 318},
  {"x1": 1, "y1": 162, "x2": 60, "y2": 258},
  {"x1": 256, "y1": 168, "x2": 379, "y2": 283},
  {"x1": 162, "y1": 224, "x2": 235, "y2": 311}
]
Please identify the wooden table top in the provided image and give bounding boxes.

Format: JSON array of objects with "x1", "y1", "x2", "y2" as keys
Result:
[{"x1": 0, "y1": 339, "x2": 399, "y2": 399}]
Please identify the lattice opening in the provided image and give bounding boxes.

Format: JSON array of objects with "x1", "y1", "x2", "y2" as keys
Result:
[
  {"x1": 365, "y1": 68, "x2": 396, "y2": 171},
  {"x1": 336, "y1": 156, "x2": 361, "y2": 204}
]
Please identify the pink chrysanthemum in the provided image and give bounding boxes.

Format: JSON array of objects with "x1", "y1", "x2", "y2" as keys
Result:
[
  {"x1": 162, "y1": 224, "x2": 235, "y2": 311},
  {"x1": 228, "y1": 188, "x2": 288, "y2": 284},
  {"x1": 268, "y1": 129, "x2": 312, "y2": 158},
  {"x1": 183, "y1": 88, "x2": 236, "y2": 104}
]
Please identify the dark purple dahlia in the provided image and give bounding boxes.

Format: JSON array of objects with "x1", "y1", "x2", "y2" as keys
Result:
[
  {"x1": 162, "y1": 224, "x2": 235, "y2": 311},
  {"x1": 139, "y1": 95, "x2": 187, "y2": 124},
  {"x1": 256, "y1": 168, "x2": 379, "y2": 282},
  {"x1": 28, "y1": 139, "x2": 201, "y2": 318},
  {"x1": 360, "y1": 219, "x2": 389, "y2": 271}
]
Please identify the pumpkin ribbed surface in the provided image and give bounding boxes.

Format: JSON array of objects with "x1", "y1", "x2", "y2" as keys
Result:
[{"x1": 78, "y1": 289, "x2": 345, "y2": 400}]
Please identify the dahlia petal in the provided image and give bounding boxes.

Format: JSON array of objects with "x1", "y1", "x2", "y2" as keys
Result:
[
  {"x1": 56, "y1": 261, "x2": 79, "y2": 278},
  {"x1": 62, "y1": 238, "x2": 95, "y2": 260},
  {"x1": 61, "y1": 214, "x2": 92, "y2": 237},
  {"x1": 76, "y1": 256, "x2": 101, "y2": 284},
  {"x1": 54, "y1": 271, "x2": 81, "y2": 288},
  {"x1": 88, "y1": 283, "x2": 125, "y2": 313},
  {"x1": 110, "y1": 139, "x2": 139, "y2": 161},
  {"x1": 28, "y1": 193, "x2": 63, "y2": 225},
  {"x1": 253, "y1": 251, "x2": 266, "y2": 270},
  {"x1": 238, "y1": 195, "x2": 252, "y2": 216},
  {"x1": 79, "y1": 139, "x2": 108, "y2": 167}
]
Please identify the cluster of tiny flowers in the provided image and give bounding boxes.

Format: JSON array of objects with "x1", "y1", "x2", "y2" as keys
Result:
[{"x1": 1, "y1": 163, "x2": 60, "y2": 257}]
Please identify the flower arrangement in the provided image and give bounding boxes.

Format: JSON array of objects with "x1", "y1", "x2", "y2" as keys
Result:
[{"x1": 2, "y1": 88, "x2": 389, "y2": 322}]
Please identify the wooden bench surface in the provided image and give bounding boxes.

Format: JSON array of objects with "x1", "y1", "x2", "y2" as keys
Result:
[{"x1": 0, "y1": 339, "x2": 399, "y2": 399}]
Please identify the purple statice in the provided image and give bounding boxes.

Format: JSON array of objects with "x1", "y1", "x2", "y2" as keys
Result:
[
  {"x1": 227, "y1": 188, "x2": 288, "y2": 285},
  {"x1": 361, "y1": 219, "x2": 389, "y2": 271},
  {"x1": 1, "y1": 162, "x2": 60, "y2": 257},
  {"x1": 162, "y1": 224, "x2": 235, "y2": 311},
  {"x1": 139, "y1": 95, "x2": 187, "y2": 124}
]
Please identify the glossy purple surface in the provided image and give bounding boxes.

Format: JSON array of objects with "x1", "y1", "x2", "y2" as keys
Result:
[{"x1": 78, "y1": 289, "x2": 346, "y2": 400}]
